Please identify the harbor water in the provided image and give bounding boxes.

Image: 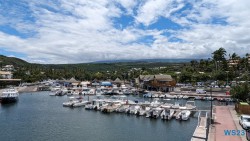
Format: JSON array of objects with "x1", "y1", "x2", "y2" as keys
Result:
[{"x1": 0, "y1": 92, "x2": 231, "y2": 141}]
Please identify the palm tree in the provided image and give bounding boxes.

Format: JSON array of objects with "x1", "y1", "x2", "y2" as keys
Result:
[{"x1": 212, "y1": 47, "x2": 227, "y2": 71}]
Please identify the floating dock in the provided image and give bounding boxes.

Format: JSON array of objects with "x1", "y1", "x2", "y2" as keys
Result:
[{"x1": 191, "y1": 111, "x2": 208, "y2": 141}]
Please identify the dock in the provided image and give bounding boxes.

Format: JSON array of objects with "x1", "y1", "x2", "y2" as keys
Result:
[{"x1": 191, "y1": 111, "x2": 208, "y2": 141}]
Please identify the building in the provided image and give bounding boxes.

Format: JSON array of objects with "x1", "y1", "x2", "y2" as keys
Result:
[
  {"x1": 228, "y1": 59, "x2": 240, "y2": 68},
  {"x1": 1, "y1": 65, "x2": 14, "y2": 71},
  {"x1": 0, "y1": 71, "x2": 13, "y2": 79},
  {"x1": 138, "y1": 74, "x2": 176, "y2": 92}
]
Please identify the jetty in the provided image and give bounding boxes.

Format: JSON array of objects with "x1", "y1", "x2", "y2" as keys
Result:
[{"x1": 191, "y1": 111, "x2": 208, "y2": 141}]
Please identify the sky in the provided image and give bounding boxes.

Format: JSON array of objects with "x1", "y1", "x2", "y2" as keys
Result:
[{"x1": 0, "y1": 0, "x2": 250, "y2": 64}]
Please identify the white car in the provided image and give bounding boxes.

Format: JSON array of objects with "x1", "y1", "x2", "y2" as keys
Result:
[
  {"x1": 196, "y1": 89, "x2": 206, "y2": 94},
  {"x1": 239, "y1": 115, "x2": 250, "y2": 129}
]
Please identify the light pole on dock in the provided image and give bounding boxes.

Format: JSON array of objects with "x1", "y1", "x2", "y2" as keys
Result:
[{"x1": 210, "y1": 86, "x2": 213, "y2": 124}]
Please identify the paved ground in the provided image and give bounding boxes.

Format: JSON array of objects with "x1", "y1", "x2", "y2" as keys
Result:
[{"x1": 208, "y1": 106, "x2": 247, "y2": 141}]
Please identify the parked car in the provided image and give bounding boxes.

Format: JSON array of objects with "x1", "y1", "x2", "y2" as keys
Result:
[
  {"x1": 239, "y1": 115, "x2": 250, "y2": 129},
  {"x1": 196, "y1": 89, "x2": 206, "y2": 94}
]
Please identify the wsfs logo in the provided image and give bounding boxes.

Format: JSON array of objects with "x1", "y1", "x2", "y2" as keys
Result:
[{"x1": 224, "y1": 130, "x2": 245, "y2": 136}]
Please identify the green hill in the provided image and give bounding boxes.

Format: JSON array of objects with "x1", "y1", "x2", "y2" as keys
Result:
[{"x1": 0, "y1": 55, "x2": 29, "y2": 67}]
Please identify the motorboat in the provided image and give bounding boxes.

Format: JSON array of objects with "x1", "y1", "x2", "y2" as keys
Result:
[
  {"x1": 145, "y1": 108, "x2": 154, "y2": 118},
  {"x1": 72, "y1": 100, "x2": 89, "y2": 107},
  {"x1": 161, "y1": 109, "x2": 175, "y2": 120},
  {"x1": 152, "y1": 107, "x2": 163, "y2": 118},
  {"x1": 160, "y1": 103, "x2": 173, "y2": 109},
  {"x1": 116, "y1": 104, "x2": 130, "y2": 113},
  {"x1": 185, "y1": 101, "x2": 196, "y2": 110},
  {"x1": 102, "y1": 102, "x2": 121, "y2": 113},
  {"x1": 182, "y1": 95, "x2": 189, "y2": 99},
  {"x1": 133, "y1": 105, "x2": 141, "y2": 115},
  {"x1": 85, "y1": 103, "x2": 93, "y2": 110},
  {"x1": 150, "y1": 98, "x2": 161, "y2": 108},
  {"x1": 176, "y1": 110, "x2": 191, "y2": 120},
  {"x1": 63, "y1": 97, "x2": 79, "y2": 107},
  {"x1": 172, "y1": 102, "x2": 180, "y2": 109},
  {"x1": 0, "y1": 88, "x2": 19, "y2": 104},
  {"x1": 138, "y1": 106, "x2": 150, "y2": 116}
]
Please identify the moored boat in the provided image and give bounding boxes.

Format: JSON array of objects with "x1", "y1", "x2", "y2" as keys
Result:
[{"x1": 0, "y1": 88, "x2": 19, "y2": 104}]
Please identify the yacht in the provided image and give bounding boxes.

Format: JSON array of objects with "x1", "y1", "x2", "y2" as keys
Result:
[{"x1": 0, "y1": 88, "x2": 19, "y2": 104}]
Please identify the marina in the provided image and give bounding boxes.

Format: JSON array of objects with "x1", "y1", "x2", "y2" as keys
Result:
[{"x1": 0, "y1": 90, "x2": 234, "y2": 141}]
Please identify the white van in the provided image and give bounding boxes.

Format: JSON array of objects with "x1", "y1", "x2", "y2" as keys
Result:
[{"x1": 196, "y1": 89, "x2": 206, "y2": 94}]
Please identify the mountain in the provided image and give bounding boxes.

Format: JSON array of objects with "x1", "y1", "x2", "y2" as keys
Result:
[
  {"x1": 91, "y1": 58, "x2": 196, "y2": 63},
  {"x1": 0, "y1": 55, "x2": 29, "y2": 67}
]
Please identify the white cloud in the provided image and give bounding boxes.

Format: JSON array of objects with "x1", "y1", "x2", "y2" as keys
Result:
[{"x1": 0, "y1": 0, "x2": 250, "y2": 64}]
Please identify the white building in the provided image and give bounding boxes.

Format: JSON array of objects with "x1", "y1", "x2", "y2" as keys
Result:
[{"x1": 0, "y1": 71, "x2": 13, "y2": 79}]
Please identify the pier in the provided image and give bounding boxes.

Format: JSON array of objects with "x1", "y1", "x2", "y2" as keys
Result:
[{"x1": 191, "y1": 111, "x2": 208, "y2": 141}]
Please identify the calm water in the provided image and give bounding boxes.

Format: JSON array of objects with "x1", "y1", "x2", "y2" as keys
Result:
[{"x1": 0, "y1": 92, "x2": 231, "y2": 141}]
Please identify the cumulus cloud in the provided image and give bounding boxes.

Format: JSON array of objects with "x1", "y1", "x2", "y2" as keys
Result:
[{"x1": 0, "y1": 0, "x2": 249, "y2": 64}]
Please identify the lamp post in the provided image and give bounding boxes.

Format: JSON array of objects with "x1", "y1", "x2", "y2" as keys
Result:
[
  {"x1": 226, "y1": 71, "x2": 229, "y2": 86},
  {"x1": 210, "y1": 86, "x2": 213, "y2": 124}
]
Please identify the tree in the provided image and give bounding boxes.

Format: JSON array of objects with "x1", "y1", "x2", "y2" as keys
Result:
[
  {"x1": 230, "y1": 83, "x2": 250, "y2": 101},
  {"x1": 212, "y1": 47, "x2": 227, "y2": 61}
]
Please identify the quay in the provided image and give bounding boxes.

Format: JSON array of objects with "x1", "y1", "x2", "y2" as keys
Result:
[{"x1": 207, "y1": 106, "x2": 246, "y2": 141}]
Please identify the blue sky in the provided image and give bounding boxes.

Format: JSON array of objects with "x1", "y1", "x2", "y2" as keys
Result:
[{"x1": 0, "y1": 0, "x2": 250, "y2": 64}]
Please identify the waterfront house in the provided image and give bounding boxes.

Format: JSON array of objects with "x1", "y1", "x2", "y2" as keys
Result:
[
  {"x1": 138, "y1": 74, "x2": 176, "y2": 92},
  {"x1": 113, "y1": 78, "x2": 123, "y2": 87},
  {"x1": 0, "y1": 71, "x2": 13, "y2": 79}
]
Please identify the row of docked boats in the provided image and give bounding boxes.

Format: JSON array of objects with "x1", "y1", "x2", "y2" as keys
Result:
[
  {"x1": 62, "y1": 96, "x2": 196, "y2": 121},
  {"x1": 144, "y1": 93, "x2": 235, "y2": 102},
  {"x1": 49, "y1": 87, "x2": 137, "y2": 96}
]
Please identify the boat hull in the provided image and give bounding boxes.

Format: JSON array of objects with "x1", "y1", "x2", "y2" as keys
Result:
[{"x1": 0, "y1": 97, "x2": 18, "y2": 104}]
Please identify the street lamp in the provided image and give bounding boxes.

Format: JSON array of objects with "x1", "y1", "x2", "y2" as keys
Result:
[
  {"x1": 226, "y1": 71, "x2": 229, "y2": 86},
  {"x1": 210, "y1": 86, "x2": 213, "y2": 124}
]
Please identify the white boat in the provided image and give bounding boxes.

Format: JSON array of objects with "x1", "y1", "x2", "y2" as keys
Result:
[
  {"x1": 182, "y1": 95, "x2": 189, "y2": 99},
  {"x1": 152, "y1": 107, "x2": 163, "y2": 118},
  {"x1": 165, "y1": 94, "x2": 177, "y2": 99},
  {"x1": 85, "y1": 103, "x2": 93, "y2": 110},
  {"x1": 73, "y1": 100, "x2": 89, "y2": 107},
  {"x1": 145, "y1": 108, "x2": 154, "y2": 118},
  {"x1": 172, "y1": 102, "x2": 180, "y2": 109},
  {"x1": 139, "y1": 106, "x2": 150, "y2": 116},
  {"x1": 133, "y1": 105, "x2": 141, "y2": 115},
  {"x1": 92, "y1": 99, "x2": 106, "y2": 110},
  {"x1": 102, "y1": 103, "x2": 121, "y2": 113},
  {"x1": 160, "y1": 103, "x2": 173, "y2": 109},
  {"x1": 150, "y1": 98, "x2": 161, "y2": 108},
  {"x1": 63, "y1": 97, "x2": 79, "y2": 107},
  {"x1": 116, "y1": 104, "x2": 130, "y2": 113},
  {"x1": 185, "y1": 101, "x2": 196, "y2": 110},
  {"x1": 161, "y1": 109, "x2": 175, "y2": 120},
  {"x1": 0, "y1": 88, "x2": 19, "y2": 104},
  {"x1": 176, "y1": 110, "x2": 191, "y2": 120}
]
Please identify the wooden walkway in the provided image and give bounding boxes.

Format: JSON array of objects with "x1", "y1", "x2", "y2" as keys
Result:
[{"x1": 191, "y1": 112, "x2": 208, "y2": 141}]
